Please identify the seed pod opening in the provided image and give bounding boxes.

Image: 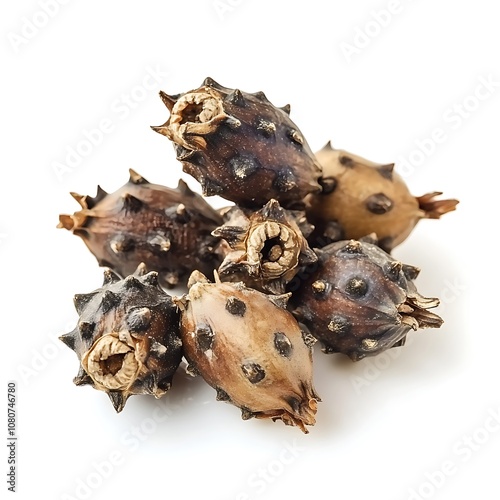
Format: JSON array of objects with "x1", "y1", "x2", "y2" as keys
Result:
[{"x1": 213, "y1": 199, "x2": 317, "y2": 293}]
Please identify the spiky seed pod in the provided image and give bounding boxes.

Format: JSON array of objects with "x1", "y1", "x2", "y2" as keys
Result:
[
  {"x1": 176, "y1": 271, "x2": 320, "y2": 433},
  {"x1": 59, "y1": 264, "x2": 182, "y2": 411},
  {"x1": 151, "y1": 77, "x2": 322, "y2": 208},
  {"x1": 213, "y1": 199, "x2": 317, "y2": 294},
  {"x1": 291, "y1": 240, "x2": 443, "y2": 361},
  {"x1": 306, "y1": 143, "x2": 459, "y2": 252},
  {"x1": 58, "y1": 169, "x2": 223, "y2": 288}
]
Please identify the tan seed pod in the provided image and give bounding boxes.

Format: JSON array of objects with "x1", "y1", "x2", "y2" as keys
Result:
[
  {"x1": 176, "y1": 271, "x2": 320, "y2": 433},
  {"x1": 306, "y1": 142, "x2": 459, "y2": 251}
]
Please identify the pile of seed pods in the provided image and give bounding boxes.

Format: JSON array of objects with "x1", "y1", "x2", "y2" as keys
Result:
[{"x1": 58, "y1": 78, "x2": 458, "y2": 433}]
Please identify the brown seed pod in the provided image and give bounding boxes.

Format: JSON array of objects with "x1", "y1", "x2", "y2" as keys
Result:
[
  {"x1": 59, "y1": 264, "x2": 183, "y2": 411},
  {"x1": 306, "y1": 142, "x2": 459, "y2": 252},
  {"x1": 151, "y1": 77, "x2": 322, "y2": 208},
  {"x1": 58, "y1": 169, "x2": 223, "y2": 288},
  {"x1": 176, "y1": 271, "x2": 319, "y2": 433},
  {"x1": 213, "y1": 199, "x2": 317, "y2": 293},
  {"x1": 291, "y1": 240, "x2": 443, "y2": 361}
]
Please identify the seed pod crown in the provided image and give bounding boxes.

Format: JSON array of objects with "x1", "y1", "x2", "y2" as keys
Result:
[{"x1": 214, "y1": 199, "x2": 317, "y2": 293}]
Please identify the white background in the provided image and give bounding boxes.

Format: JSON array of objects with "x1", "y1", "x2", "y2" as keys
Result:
[{"x1": 1, "y1": 1, "x2": 498, "y2": 499}]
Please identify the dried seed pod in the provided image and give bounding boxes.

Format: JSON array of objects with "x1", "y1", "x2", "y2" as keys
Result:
[
  {"x1": 291, "y1": 240, "x2": 443, "y2": 361},
  {"x1": 58, "y1": 169, "x2": 223, "y2": 288},
  {"x1": 59, "y1": 264, "x2": 183, "y2": 411},
  {"x1": 306, "y1": 143, "x2": 459, "y2": 252},
  {"x1": 151, "y1": 77, "x2": 322, "y2": 208},
  {"x1": 176, "y1": 271, "x2": 319, "y2": 433},
  {"x1": 213, "y1": 199, "x2": 317, "y2": 293}
]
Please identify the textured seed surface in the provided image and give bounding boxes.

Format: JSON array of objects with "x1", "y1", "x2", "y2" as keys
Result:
[
  {"x1": 59, "y1": 265, "x2": 182, "y2": 412},
  {"x1": 306, "y1": 143, "x2": 458, "y2": 251},
  {"x1": 291, "y1": 240, "x2": 443, "y2": 361},
  {"x1": 58, "y1": 170, "x2": 223, "y2": 288},
  {"x1": 178, "y1": 272, "x2": 319, "y2": 433},
  {"x1": 152, "y1": 77, "x2": 322, "y2": 208}
]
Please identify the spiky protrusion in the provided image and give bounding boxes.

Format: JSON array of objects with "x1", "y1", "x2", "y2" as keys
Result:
[
  {"x1": 176, "y1": 271, "x2": 319, "y2": 433},
  {"x1": 58, "y1": 169, "x2": 223, "y2": 288},
  {"x1": 152, "y1": 77, "x2": 322, "y2": 208},
  {"x1": 291, "y1": 240, "x2": 443, "y2": 361},
  {"x1": 306, "y1": 143, "x2": 459, "y2": 252},
  {"x1": 59, "y1": 264, "x2": 182, "y2": 411},
  {"x1": 213, "y1": 199, "x2": 317, "y2": 293}
]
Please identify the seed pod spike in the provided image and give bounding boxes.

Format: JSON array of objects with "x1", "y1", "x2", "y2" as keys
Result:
[
  {"x1": 59, "y1": 329, "x2": 77, "y2": 351},
  {"x1": 107, "y1": 391, "x2": 129, "y2": 413},
  {"x1": 150, "y1": 124, "x2": 169, "y2": 137},
  {"x1": 102, "y1": 268, "x2": 121, "y2": 286},
  {"x1": 128, "y1": 169, "x2": 150, "y2": 185},
  {"x1": 159, "y1": 90, "x2": 178, "y2": 111}
]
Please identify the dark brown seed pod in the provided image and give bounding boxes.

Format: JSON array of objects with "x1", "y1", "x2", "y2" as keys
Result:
[
  {"x1": 59, "y1": 264, "x2": 183, "y2": 411},
  {"x1": 58, "y1": 169, "x2": 223, "y2": 288},
  {"x1": 291, "y1": 240, "x2": 443, "y2": 361},
  {"x1": 306, "y1": 142, "x2": 459, "y2": 252},
  {"x1": 151, "y1": 77, "x2": 322, "y2": 208},
  {"x1": 213, "y1": 199, "x2": 317, "y2": 294},
  {"x1": 176, "y1": 271, "x2": 320, "y2": 433}
]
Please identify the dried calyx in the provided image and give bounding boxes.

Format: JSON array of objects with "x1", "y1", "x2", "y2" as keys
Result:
[
  {"x1": 152, "y1": 77, "x2": 322, "y2": 208},
  {"x1": 83, "y1": 334, "x2": 140, "y2": 391},
  {"x1": 214, "y1": 199, "x2": 317, "y2": 293}
]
